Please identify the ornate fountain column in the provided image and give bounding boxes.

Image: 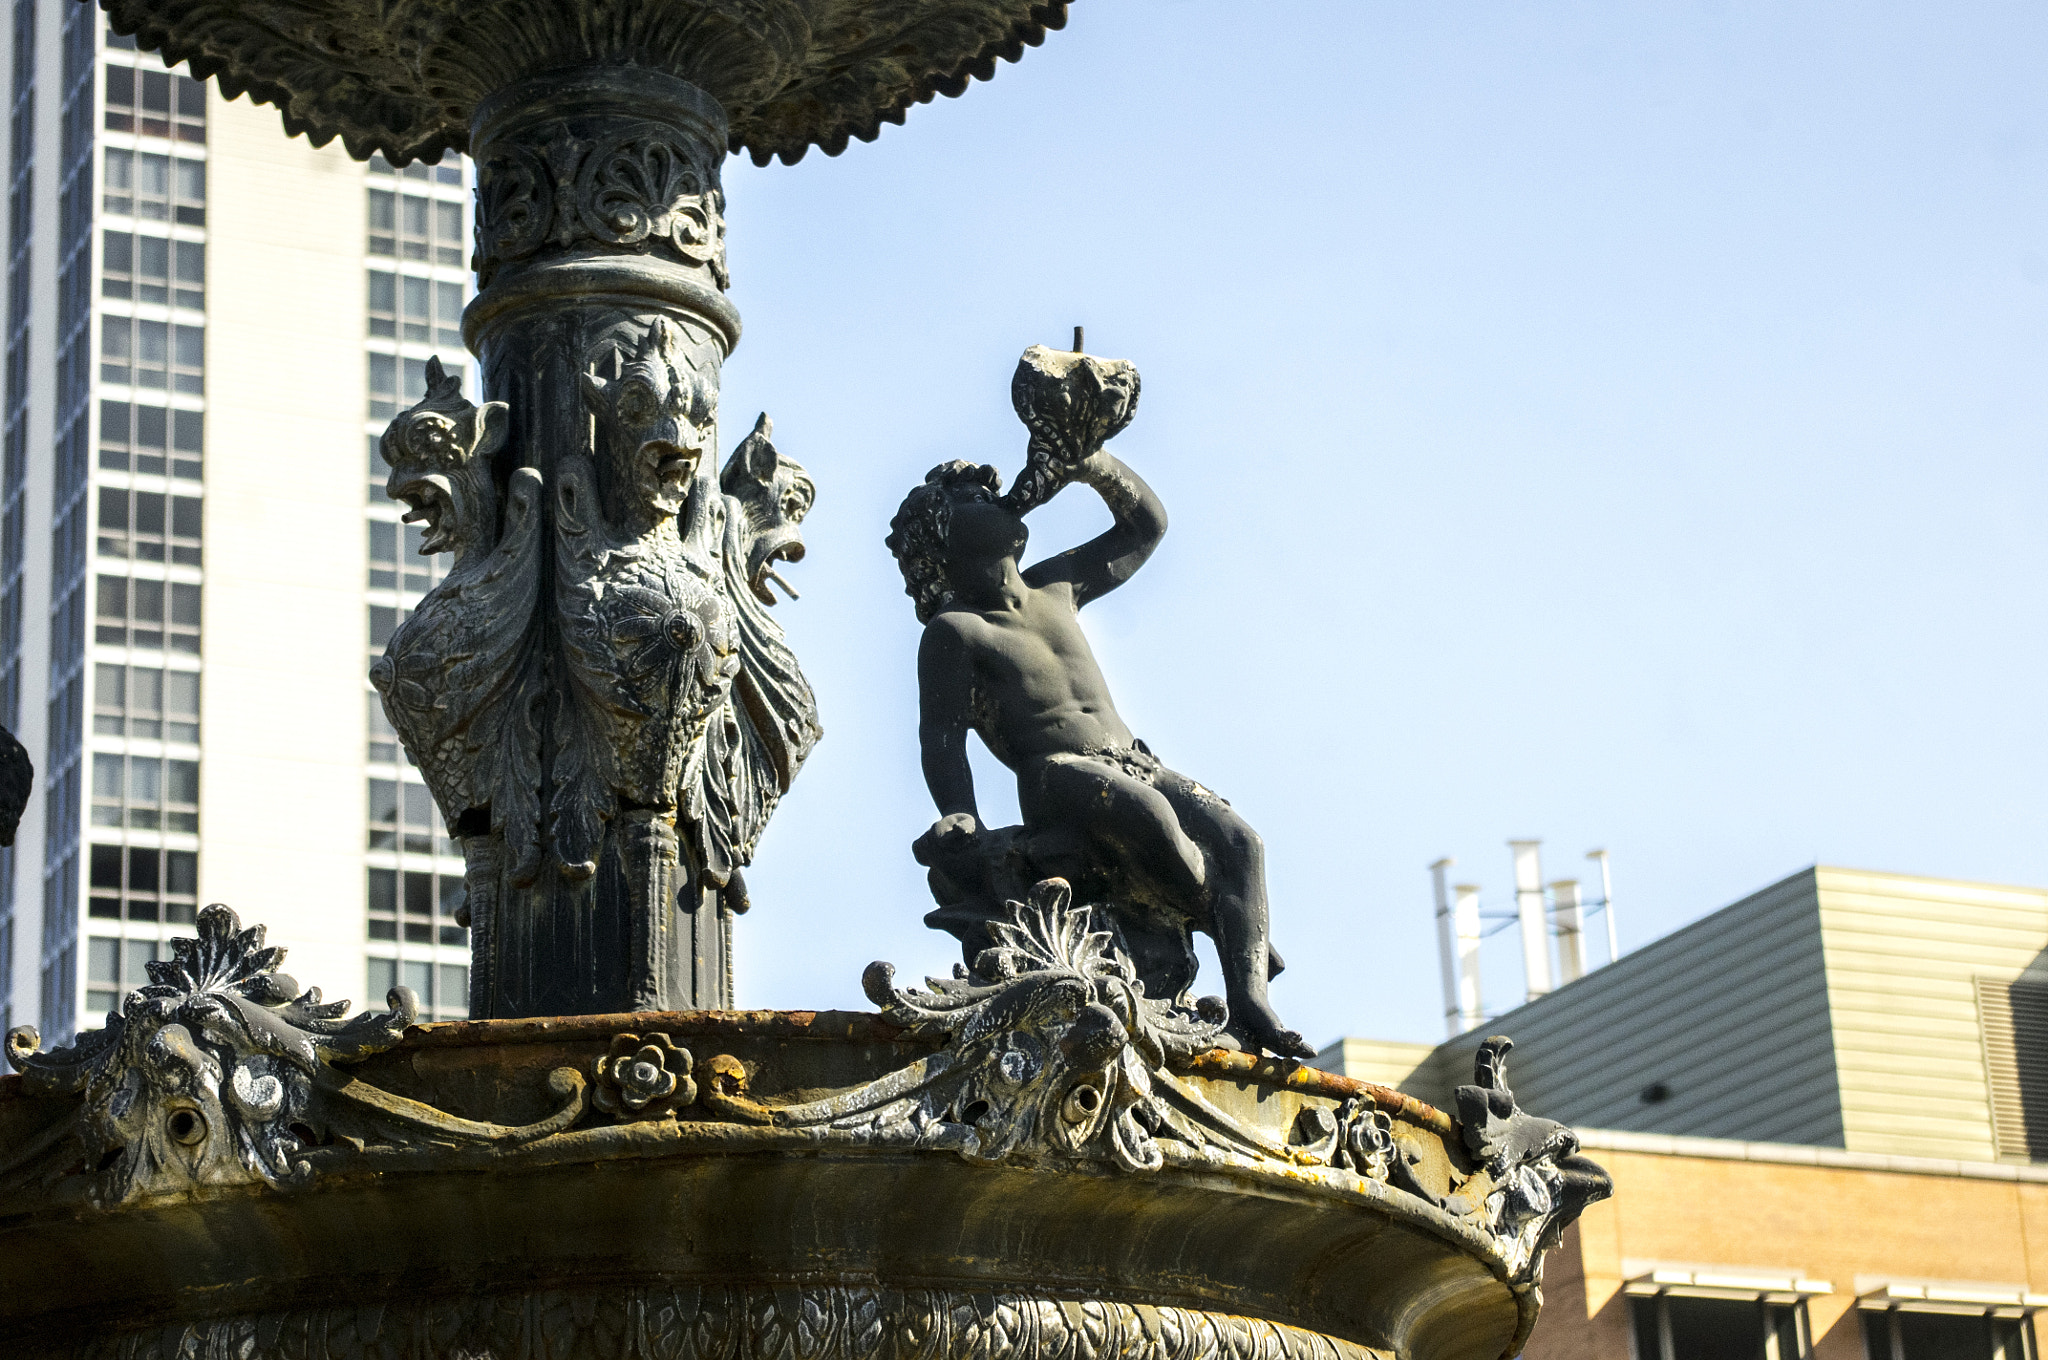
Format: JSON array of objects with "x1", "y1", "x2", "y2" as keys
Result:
[{"x1": 456, "y1": 67, "x2": 749, "y2": 1018}]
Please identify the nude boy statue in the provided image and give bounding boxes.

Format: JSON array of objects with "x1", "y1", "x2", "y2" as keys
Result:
[{"x1": 886, "y1": 420, "x2": 1313, "y2": 1059}]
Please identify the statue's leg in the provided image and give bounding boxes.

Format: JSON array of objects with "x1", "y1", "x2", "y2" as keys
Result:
[
  {"x1": 1021, "y1": 756, "x2": 1207, "y2": 899},
  {"x1": 1156, "y1": 776, "x2": 1312, "y2": 1058}
]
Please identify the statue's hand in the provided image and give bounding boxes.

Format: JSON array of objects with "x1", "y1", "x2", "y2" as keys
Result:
[
  {"x1": 931, "y1": 812, "x2": 981, "y2": 843},
  {"x1": 911, "y1": 812, "x2": 982, "y2": 868}
]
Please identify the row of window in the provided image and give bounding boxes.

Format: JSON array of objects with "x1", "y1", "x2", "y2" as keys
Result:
[
  {"x1": 103, "y1": 147, "x2": 203, "y2": 225},
  {"x1": 92, "y1": 662, "x2": 197, "y2": 741},
  {"x1": 368, "y1": 867, "x2": 466, "y2": 947},
  {"x1": 103, "y1": 230, "x2": 201, "y2": 308},
  {"x1": 368, "y1": 353, "x2": 460, "y2": 421},
  {"x1": 94, "y1": 573, "x2": 200, "y2": 651},
  {"x1": 367, "y1": 153, "x2": 463, "y2": 187},
  {"x1": 368, "y1": 776, "x2": 453, "y2": 855},
  {"x1": 85, "y1": 933, "x2": 155, "y2": 1014},
  {"x1": 89, "y1": 752, "x2": 197, "y2": 831},
  {"x1": 367, "y1": 189, "x2": 463, "y2": 268},
  {"x1": 368, "y1": 518, "x2": 437, "y2": 593},
  {"x1": 102, "y1": 64, "x2": 203, "y2": 142},
  {"x1": 1628, "y1": 1294, "x2": 2034, "y2": 1360},
  {"x1": 97, "y1": 485, "x2": 199, "y2": 564},
  {"x1": 367, "y1": 956, "x2": 467, "y2": 1021},
  {"x1": 99, "y1": 399, "x2": 201, "y2": 478},
  {"x1": 100, "y1": 314, "x2": 202, "y2": 393},
  {"x1": 87, "y1": 843, "x2": 196, "y2": 923},
  {"x1": 368, "y1": 270, "x2": 462, "y2": 347}
]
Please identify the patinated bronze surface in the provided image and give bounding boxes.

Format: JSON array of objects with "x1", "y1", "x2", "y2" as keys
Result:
[{"x1": 891, "y1": 348, "x2": 1310, "y2": 1059}]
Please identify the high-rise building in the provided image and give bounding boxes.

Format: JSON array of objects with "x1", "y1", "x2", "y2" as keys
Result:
[{"x1": 0, "y1": 1, "x2": 478, "y2": 1041}]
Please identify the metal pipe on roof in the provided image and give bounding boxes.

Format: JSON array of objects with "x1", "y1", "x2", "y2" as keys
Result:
[
  {"x1": 1588, "y1": 848, "x2": 1619, "y2": 964},
  {"x1": 1552, "y1": 878, "x2": 1585, "y2": 984},
  {"x1": 1510, "y1": 839, "x2": 1552, "y2": 1001}
]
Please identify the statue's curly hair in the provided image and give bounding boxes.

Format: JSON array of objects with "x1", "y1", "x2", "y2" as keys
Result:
[{"x1": 885, "y1": 461, "x2": 1004, "y2": 624}]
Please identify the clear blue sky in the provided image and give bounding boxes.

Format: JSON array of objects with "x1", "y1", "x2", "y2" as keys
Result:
[{"x1": 713, "y1": 2, "x2": 2048, "y2": 1048}]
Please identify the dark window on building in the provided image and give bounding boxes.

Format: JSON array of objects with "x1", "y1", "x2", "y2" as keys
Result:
[
  {"x1": 366, "y1": 268, "x2": 462, "y2": 347},
  {"x1": 102, "y1": 230, "x2": 201, "y2": 308},
  {"x1": 366, "y1": 187, "x2": 462, "y2": 266},
  {"x1": 366, "y1": 775, "x2": 449, "y2": 855},
  {"x1": 368, "y1": 517, "x2": 436, "y2": 592},
  {"x1": 100, "y1": 314, "x2": 203, "y2": 393},
  {"x1": 96, "y1": 485, "x2": 200, "y2": 565},
  {"x1": 1631, "y1": 1295, "x2": 1809, "y2": 1360},
  {"x1": 99, "y1": 400, "x2": 200, "y2": 479},
  {"x1": 88, "y1": 843, "x2": 197, "y2": 924},
  {"x1": 92, "y1": 662, "x2": 197, "y2": 740},
  {"x1": 1862, "y1": 1309, "x2": 2035, "y2": 1360},
  {"x1": 366, "y1": 866, "x2": 466, "y2": 947},
  {"x1": 367, "y1": 152, "x2": 462, "y2": 187},
  {"x1": 103, "y1": 146, "x2": 204, "y2": 223},
  {"x1": 366, "y1": 955, "x2": 468, "y2": 1021},
  {"x1": 90, "y1": 752, "x2": 198, "y2": 832},
  {"x1": 95, "y1": 572, "x2": 200, "y2": 651},
  {"x1": 368, "y1": 353, "x2": 458, "y2": 420},
  {"x1": 85, "y1": 934, "x2": 158, "y2": 1014},
  {"x1": 103, "y1": 65, "x2": 203, "y2": 141}
]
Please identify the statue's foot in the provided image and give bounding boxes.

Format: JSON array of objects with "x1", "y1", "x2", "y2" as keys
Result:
[{"x1": 1232, "y1": 995, "x2": 1317, "y2": 1060}]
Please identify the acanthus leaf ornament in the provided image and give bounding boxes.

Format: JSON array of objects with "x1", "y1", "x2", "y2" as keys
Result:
[{"x1": 3, "y1": 906, "x2": 418, "y2": 1206}]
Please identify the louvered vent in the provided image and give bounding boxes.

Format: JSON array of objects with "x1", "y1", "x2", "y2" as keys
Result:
[{"x1": 1976, "y1": 976, "x2": 2048, "y2": 1160}]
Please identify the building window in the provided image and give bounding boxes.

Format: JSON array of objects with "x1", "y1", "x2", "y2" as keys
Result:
[
  {"x1": 366, "y1": 269, "x2": 462, "y2": 347},
  {"x1": 92, "y1": 662, "x2": 197, "y2": 740},
  {"x1": 1862, "y1": 1310, "x2": 2035, "y2": 1360},
  {"x1": 367, "y1": 954, "x2": 468, "y2": 1021},
  {"x1": 367, "y1": 776, "x2": 450, "y2": 854},
  {"x1": 85, "y1": 934, "x2": 158, "y2": 1014},
  {"x1": 100, "y1": 315, "x2": 203, "y2": 393},
  {"x1": 94, "y1": 574, "x2": 200, "y2": 651},
  {"x1": 99, "y1": 400, "x2": 201, "y2": 479},
  {"x1": 87, "y1": 843, "x2": 196, "y2": 923},
  {"x1": 90, "y1": 752, "x2": 198, "y2": 831},
  {"x1": 367, "y1": 867, "x2": 467, "y2": 946},
  {"x1": 102, "y1": 66, "x2": 204, "y2": 141},
  {"x1": 368, "y1": 518, "x2": 438, "y2": 592},
  {"x1": 366, "y1": 188, "x2": 463, "y2": 267},
  {"x1": 367, "y1": 152, "x2": 464, "y2": 187},
  {"x1": 102, "y1": 147, "x2": 205, "y2": 224},
  {"x1": 102, "y1": 230, "x2": 202, "y2": 308},
  {"x1": 1631, "y1": 1295, "x2": 1810, "y2": 1360},
  {"x1": 368, "y1": 353, "x2": 460, "y2": 420},
  {"x1": 96, "y1": 485, "x2": 200, "y2": 564}
]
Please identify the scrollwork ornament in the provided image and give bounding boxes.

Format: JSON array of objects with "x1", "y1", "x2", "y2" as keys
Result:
[{"x1": 3, "y1": 906, "x2": 416, "y2": 1206}]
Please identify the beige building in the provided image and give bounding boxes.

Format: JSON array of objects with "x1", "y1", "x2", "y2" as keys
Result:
[
  {"x1": 0, "y1": 2, "x2": 476, "y2": 1040},
  {"x1": 1528, "y1": 1131, "x2": 2046, "y2": 1360},
  {"x1": 1320, "y1": 866, "x2": 2048, "y2": 1358},
  {"x1": 1323, "y1": 866, "x2": 2048, "y2": 1164}
]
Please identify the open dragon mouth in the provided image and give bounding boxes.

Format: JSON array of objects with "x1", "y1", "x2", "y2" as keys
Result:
[
  {"x1": 747, "y1": 531, "x2": 806, "y2": 605},
  {"x1": 397, "y1": 481, "x2": 454, "y2": 555},
  {"x1": 642, "y1": 440, "x2": 699, "y2": 489}
]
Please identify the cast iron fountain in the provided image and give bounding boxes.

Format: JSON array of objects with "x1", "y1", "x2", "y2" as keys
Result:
[{"x1": 0, "y1": 3, "x2": 1609, "y2": 1356}]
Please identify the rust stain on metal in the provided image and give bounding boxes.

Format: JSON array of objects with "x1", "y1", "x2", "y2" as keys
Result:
[
  {"x1": 401, "y1": 1008, "x2": 921, "y2": 1050},
  {"x1": 1173, "y1": 1050, "x2": 1457, "y2": 1139}
]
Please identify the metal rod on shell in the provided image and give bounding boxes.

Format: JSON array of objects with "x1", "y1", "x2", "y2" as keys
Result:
[{"x1": 1073, "y1": 325, "x2": 1084, "y2": 353}]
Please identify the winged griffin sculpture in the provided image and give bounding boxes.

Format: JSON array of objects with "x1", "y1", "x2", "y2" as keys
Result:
[{"x1": 371, "y1": 323, "x2": 821, "y2": 1015}]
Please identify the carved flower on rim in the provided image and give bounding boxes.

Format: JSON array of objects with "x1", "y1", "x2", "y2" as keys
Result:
[{"x1": 594, "y1": 1032, "x2": 695, "y2": 1117}]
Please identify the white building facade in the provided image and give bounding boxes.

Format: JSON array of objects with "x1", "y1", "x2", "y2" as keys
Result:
[{"x1": 0, "y1": 0, "x2": 476, "y2": 1041}]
